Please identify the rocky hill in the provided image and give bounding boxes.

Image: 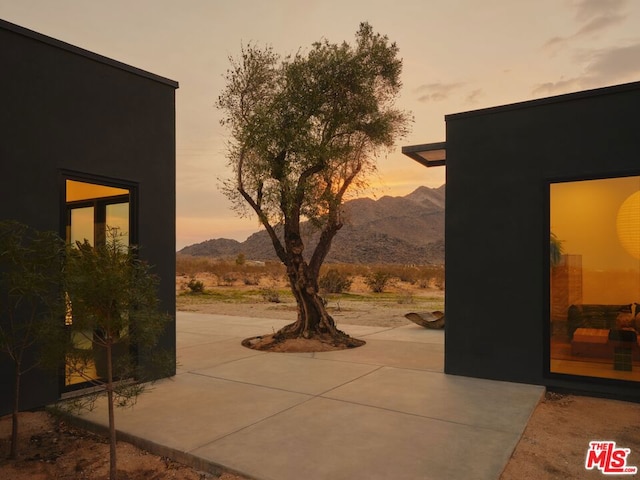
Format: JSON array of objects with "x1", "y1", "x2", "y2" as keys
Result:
[{"x1": 179, "y1": 185, "x2": 445, "y2": 264}]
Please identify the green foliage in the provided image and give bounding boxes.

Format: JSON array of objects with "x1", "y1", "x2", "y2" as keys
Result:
[
  {"x1": 319, "y1": 268, "x2": 353, "y2": 294},
  {"x1": 218, "y1": 22, "x2": 411, "y2": 269},
  {"x1": 364, "y1": 271, "x2": 395, "y2": 293},
  {"x1": 64, "y1": 233, "x2": 171, "y2": 391},
  {"x1": 235, "y1": 253, "x2": 246, "y2": 265},
  {"x1": 217, "y1": 23, "x2": 411, "y2": 338},
  {"x1": 260, "y1": 286, "x2": 281, "y2": 303},
  {"x1": 0, "y1": 220, "x2": 65, "y2": 459},
  {"x1": 0, "y1": 221, "x2": 65, "y2": 358},
  {"x1": 186, "y1": 277, "x2": 205, "y2": 294},
  {"x1": 63, "y1": 231, "x2": 172, "y2": 480}
]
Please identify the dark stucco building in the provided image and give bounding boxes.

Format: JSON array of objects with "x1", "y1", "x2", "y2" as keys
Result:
[
  {"x1": 0, "y1": 19, "x2": 178, "y2": 414},
  {"x1": 405, "y1": 81, "x2": 640, "y2": 401}
]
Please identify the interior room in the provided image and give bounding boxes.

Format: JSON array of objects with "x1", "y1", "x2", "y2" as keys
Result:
[{"x1": 550, "y1": 175, "x2": 640, "y2": 382}]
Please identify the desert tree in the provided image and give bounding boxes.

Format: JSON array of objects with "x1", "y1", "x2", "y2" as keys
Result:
[
  {"x1": 0, "y1": 220, "x2": 65, "y2": 459},
  {"x1": 63, "y1": 230, "x2": 172, "y2": 480},
  {"x1": 218, "y1": 23, "x2": 411, "y2": 348}
]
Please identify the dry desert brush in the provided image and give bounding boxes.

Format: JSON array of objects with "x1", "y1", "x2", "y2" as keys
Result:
[{"x1": 218, "y1": 22, "x2": 411, "y2": 350}]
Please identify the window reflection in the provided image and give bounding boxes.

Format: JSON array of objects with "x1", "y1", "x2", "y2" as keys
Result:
[
  {"x1": 70, "y1": 206, "x2": 94, "y2": 245},
  {"x1": 106, "y1": 202, "x2": 129, "y2": 247}
]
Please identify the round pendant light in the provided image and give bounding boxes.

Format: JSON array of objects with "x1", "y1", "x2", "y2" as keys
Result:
[{"x1": 616, "y1": 191, "x2": 640, "y2": 259}]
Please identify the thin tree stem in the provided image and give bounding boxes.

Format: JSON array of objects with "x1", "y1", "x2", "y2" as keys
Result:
[
  {"x1": 10, "y1": 365, "x2": 20, "y2": 460},
  {"x1": 106, "y1": 340, "x2": 117, "y2": 480}
]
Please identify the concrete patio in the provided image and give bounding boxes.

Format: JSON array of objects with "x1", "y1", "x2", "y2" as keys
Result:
[{"x1": 71, "y1": 311, "x2": 544, "y2": 480}]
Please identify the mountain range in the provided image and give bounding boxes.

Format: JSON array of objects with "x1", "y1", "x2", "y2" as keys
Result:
[{"x1": 179, "y1": 185, "x2": 445, "y2": 265}]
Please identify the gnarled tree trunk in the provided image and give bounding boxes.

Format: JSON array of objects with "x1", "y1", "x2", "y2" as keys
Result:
[{"x1": 243, "y1": 227, "x2": 364, "y2": 351}]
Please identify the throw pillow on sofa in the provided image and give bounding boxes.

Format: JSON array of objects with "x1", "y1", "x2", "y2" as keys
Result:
[{"x1": 617, "y1": 312, "x2": 635, "y2": 329}]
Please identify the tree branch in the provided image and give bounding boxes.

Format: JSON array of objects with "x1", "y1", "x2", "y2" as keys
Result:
[
  {"x1": 308, "y1": 158, "x2": 362, "y2": 277},
  {"x1": 236, "y1": 149, "x2": 288, "y2": 263}
]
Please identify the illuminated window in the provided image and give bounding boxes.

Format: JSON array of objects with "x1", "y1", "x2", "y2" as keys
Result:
[
  {"x1": 549, "y1": 176, "x2": 640, "y2": 382},
  {"x1": 65, "y1": 179, "x2": 130, "y2": 247},
  {"x1": 64, "y1": 178, "x2": 132, "y2": 387}
]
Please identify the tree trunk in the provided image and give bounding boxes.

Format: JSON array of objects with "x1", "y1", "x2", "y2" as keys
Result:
[
  {"x1": 242, "y1": 209, "x2": 364, "y2": 351},
  {"x1": 106, "y1": 341, "x2": 117, "y2": 480},
  {"x1": 10, "y1": 365, "x2": 21, "y2": 460},
  {"x1": 273, "y1": 238, "x2": 364, "y2": 349}
]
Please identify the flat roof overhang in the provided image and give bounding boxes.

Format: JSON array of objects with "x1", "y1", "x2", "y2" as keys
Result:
[{"x1": 401, "y1": 142, "x2": 446, "y2": 167}]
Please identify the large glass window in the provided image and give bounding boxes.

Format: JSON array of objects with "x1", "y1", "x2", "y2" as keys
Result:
[
  {"x1": 64, "y1": 178, "x2": 131, "y2": 388},
  {"x1": 550, "y1": 176, "x2": 640, "y2": 382}
]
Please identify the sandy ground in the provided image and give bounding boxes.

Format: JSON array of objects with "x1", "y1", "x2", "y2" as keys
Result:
[
  {"x1": 175, "y1": 272, "x2": 445, "y2": 328},
  {"x1": 0, "y1": 411, "x2": 245, "y2": 480}
]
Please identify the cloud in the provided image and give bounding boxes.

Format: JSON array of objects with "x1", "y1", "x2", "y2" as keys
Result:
[
  {"x1": 415, "y1": 82, "x2": 463, "y2": 102},
  {"x1": 532, "y1": 78, "x2": 583, "y2": 96},
  {"x1": 542, "y1": 0, "x2": 629, "y2": 53},
  {"x1": 465, "y1": 89, "x2": 484, "y2": 105},
  {"x1": 544, "y1": 36, "x2": 567, "y2": 52},
  {"x1": 574, "y1": 12, "x2": 626, "y2": 37},
  {"x1": 574, "y1": 0, "x2": 627, "y2": 23},
  {"x1": 532, "y1": 41, "x2": 640, "y2": 96},
  {"x1": 414, "y1": 83, "x2": 484, "y2": 106},
  {"x1": 585, "y1": 42, "x2": 640, "y2": 82}
]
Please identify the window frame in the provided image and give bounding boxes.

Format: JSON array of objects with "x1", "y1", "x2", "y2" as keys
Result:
[
  {"x1": 60, "y1": 170, "x2": 138, "y2": 247},
  {"x1": 59, "y1": 170, "x2": 139, "y2": 393}
]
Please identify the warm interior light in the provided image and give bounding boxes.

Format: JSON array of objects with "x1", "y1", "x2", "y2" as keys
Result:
[
  {"x1": 66, "y1": 179, "x2": 129, "y2": 202},
  {"x1": 616, "y1": 191, "x2": 640, "y2": 259}
]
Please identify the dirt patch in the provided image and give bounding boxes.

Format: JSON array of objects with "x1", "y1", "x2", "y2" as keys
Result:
[
  {"x1": 0, "y1": 411, "x2": 246, "y2": 480},
  {"x1": 500, "y1": 392, "x2": 640, "y2": 479},
  {"x1": 242, "y1": 332, "x2": 365, "y2": 352}
]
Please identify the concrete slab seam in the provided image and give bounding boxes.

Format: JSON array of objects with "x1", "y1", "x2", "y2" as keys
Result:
[{"x1": 316, "y1": 393, "x2": 537, "y2": 436}]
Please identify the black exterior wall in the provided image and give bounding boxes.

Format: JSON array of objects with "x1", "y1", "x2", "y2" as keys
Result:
[
  {"x1": 0, "y1": 20, "x2": 178, "y2": 414},
  {"x1": 444, "y1": 81, "x2": 640, "y2": 401}
]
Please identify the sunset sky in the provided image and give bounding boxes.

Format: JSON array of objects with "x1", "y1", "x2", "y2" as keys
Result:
[{"x1": 2, "y1": 0, "x2": 639, "y2": 249}]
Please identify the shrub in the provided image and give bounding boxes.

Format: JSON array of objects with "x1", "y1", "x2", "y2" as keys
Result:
[
  {"x1": 219, "y1": 273, "x2": 237, "y2": 286},
  {"x1": 260, "y1": 287, "x2": 281, "y2": 303},
  {"x1": 64, "y1": 233, "x2": 172, "y2": 480},
  {"x1": 0, "y1": 221, "x2": 65, "y2": 459},
  {"x1": 364, "y1": 271, "x2": 394, "y2": 293},
  {"x1": 186, "y1": 278, "x2": 205, "y2": 294},
  {"x1": 319, "y1": 269, "x2": 352, "y2": 294},
  {"x1": 176, "y1": 255, "x2": 215, "y2": 276},
  {"x1": 392, "y1": 265, "x2": 420, "y2": 284},
  {"x1": 243, "y1": 275, "x2": 260, "y2": 286},
  {"x1": 397, "y1": 289, "x2": 414, "y2": 304}
]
